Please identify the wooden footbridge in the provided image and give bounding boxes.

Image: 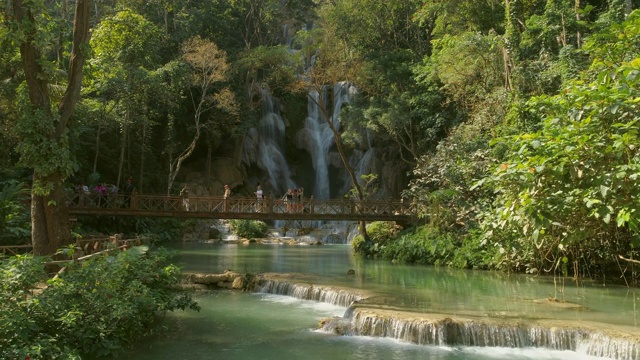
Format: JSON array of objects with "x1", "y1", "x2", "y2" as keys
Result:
[{"x1": 67, "y1": 193, "x2": 413, "y2": 222}]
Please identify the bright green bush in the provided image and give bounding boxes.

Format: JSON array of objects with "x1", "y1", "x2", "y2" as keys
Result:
[
  {"x1": 229, "y1": 219, "x2": 268, "y2": 239},
  {"x1": 0, "y1": 249, "x2": 199, "y2": 359},
  {"x1": 368, "y1": 221, "x2": 400, "y2": 243},
  {"x1": 354, "y1": 223, "x2": 497, "y2": 269},
  {"x1": 352, "y1": 222, "x2": 399, "y2": 257}
]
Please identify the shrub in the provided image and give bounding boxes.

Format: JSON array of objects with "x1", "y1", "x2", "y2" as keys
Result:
[
  {"x1": 229, "y1": 220, "x2": 268, "y2": 239},
  {"x1": 352, "y1": 222, "x2": 400, "y2": 258},
  {"x1": 0, "y1": 248, "x2": 199, "y2": 359}
]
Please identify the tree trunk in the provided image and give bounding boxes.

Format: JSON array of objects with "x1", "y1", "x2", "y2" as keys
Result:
[
  {"x1": 31, "y1": 173, "x2": 71, "y2": 255},
  {"x1": 139, "y1": 123, "x2": 146, "y2": 193},
  {"x1": 206, "y1": 139, "x2": 212, "y2": 188},
  {"x1": 93, "y1": 123, "x2": 101, "y2": 173},
  {"x1": 117, "y1": 110, "x2": 129, "y2": 188},
  {"x1": 167, "y1": 126, "x2": 200, "y2": 195},
  {"x1": 575, "y1": 0, "x2": 582, "y2": 48},
  {"x1": 14, "y1": 0, "x2": 92, "y2": 255}
]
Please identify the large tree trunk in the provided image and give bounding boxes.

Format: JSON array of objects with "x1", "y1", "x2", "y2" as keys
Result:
[
  {"x1": 14, "y1": 0, "x2": 92, "y2": 255},
  {"x1": 575, "y1": 0, "x2": 582, "y2": 48},
  {"x1": 139, "y1": 123, "x2": 146, "y2": 193},
  {"x1": 31, "y1": 174, "x2": 71, "y2": 255}
]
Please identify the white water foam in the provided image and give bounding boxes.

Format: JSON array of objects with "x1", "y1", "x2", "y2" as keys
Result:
[
  {"x1": 256, "y1": 293, "x2": 346, "y2": 318},
  {"x1": 316, "y1": 334, "x2": 609, "y2": 360},
  {"x1": 463, "y1": 346, "x2": 610, "y2": 360},
  {"x1": 258, "y1": 280, "x2": 364, "y2": 307}
]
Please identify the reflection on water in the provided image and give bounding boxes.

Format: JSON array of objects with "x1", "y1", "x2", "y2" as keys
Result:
[{"x1": 124, "y1": 243, "x2": 639, "y2": 359}]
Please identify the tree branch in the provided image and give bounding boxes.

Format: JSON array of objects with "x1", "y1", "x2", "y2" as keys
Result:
[{"x1": 618, "y1": 255, "x2": 640, "y2": 265}]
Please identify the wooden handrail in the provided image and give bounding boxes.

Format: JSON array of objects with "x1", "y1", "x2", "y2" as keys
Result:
[{"x1": 66, "y1": 192, "x2": 415, "y2": 222}]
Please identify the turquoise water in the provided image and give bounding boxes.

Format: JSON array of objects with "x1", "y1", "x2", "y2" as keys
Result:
[{"x1": 123, "y1": 243, "x2": 638, "y2": 359}]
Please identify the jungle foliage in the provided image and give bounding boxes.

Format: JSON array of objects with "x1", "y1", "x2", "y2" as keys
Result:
[{"x1": 1, "y1": 0, "x2": 639, "y2": 282}]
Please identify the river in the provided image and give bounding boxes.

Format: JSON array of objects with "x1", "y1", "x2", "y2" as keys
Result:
[{"x1": 124, "y1": 243, "x2": 640, "y2": 360}]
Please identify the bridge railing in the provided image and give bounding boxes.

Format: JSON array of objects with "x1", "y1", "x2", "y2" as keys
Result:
[{"x1": 66, "y1": 192, "x2": 412, "y2": 218}]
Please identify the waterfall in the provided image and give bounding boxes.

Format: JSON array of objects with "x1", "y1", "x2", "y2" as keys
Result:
[
  {"x1": 306, "y1": 90, "x2": 331, "y2": 199},
  {"x1": 242, "y1": 83, "x2": 365, "y2": 244},
  {"x1": 258, "y1": 280, "x2": 364, "y2": 308},
  {"x1": 243, "y1": 87, "x2": 297, "y2": 196},
  {"x1": 254, "y1": 279, "x2": 640, "y2": 359},
  {"x1": 296, "y1": 82, "x2": 356, "y2": 200},
  {"x1": 320, "y1": 306, "x2": 640, "y2": 360}
]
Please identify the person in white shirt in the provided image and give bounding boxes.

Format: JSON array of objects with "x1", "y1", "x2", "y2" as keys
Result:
[
  {"x1": 180, "y1": 184, "x2": 190, "y2": 211},
  {"x1": 255, "y1": 184, "x2": 263, "y2": 212}
]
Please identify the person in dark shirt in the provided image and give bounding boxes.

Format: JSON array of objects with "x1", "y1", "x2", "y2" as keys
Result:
[{"x1": 123, "y1": 179, "x2": 135, "y2": 208}]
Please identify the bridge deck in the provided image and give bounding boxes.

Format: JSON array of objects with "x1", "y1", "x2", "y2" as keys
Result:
[{"x1": 67, "y1": 193, "x2": 413, "y2": 222}]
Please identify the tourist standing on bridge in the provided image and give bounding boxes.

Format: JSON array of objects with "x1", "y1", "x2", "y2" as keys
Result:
[
  {"x1": 180, "y1": 184, "x2": 190, "y2": 211},
  {"x1": 94, "y1": 182, "x2": 108, "y2": 206},
  {"x1": 284, "y1": 188, "x2": 294, "y2": 213},
  {"x1": 81, "y1": 183, "x2": 90, "y2": 206},
  {"x1": 255, "y1": 184, "x2": 263, "y2": 212},
  {"x1": 296, "y1": 187, "x2": 304, "y2": 213},
  {"x1": 223, "y1": 184, "x2": 231, "y2": 211},
  {"x1": 123, "y1": 178, "x2": 135, "y2": 208}
]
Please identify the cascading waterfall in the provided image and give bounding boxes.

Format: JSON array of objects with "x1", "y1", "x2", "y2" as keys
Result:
[
  {"x1": 305, "y1": 90, "x2": 331, "y2": 199},
  {"x1": 258, "y1": 280, "x2": 364, "y2": 308},
  {"x1": 336, "y1": 300, "x2": 639, "y2": 360},
  {"x1": 255, "y1": 278, "x2": 640, "y2": 359},
  {"x1": 243, "y1": 87, "x2": 297, "y2": 196},
  {"x1": 243, "y1": 82, "x2": 368, "y2": 243},
  {"x1": 296, "y1": 82, "x2": 356, "y2": 200},
  {"x1": 289, "y1": 83, "x2": 360, "y2": 241}
]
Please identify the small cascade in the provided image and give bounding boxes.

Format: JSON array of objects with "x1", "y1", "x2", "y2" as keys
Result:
[
  {"x1": 347, "y1": 312, "x2": 582, "y2": 348},
  {"x1": 318, "y1": 306, "x2": 640, "y2": 360},
  {"x1": 258, "y1": 280, "x2": 363, "y2": 308},
  {"x1": 579, "y1": 332, "x2": 640, "y2": 360}
]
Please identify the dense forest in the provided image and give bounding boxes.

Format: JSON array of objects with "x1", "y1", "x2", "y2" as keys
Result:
[{"x1": 1, "y1": 0, "x2": 639, "y2": 281}]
